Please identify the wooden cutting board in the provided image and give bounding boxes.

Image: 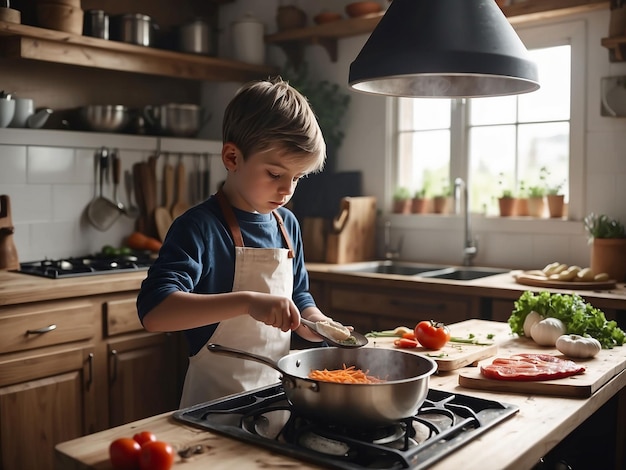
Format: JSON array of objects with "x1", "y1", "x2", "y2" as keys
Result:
[
  {"x1": 325, "y1": 196, "x2": 376, "y2": 264},
  {"x1": 368, "y1": 319, "x2": 510, "y2": 371},
  {"x1": 458, "y1": 335, "x2": 626, "y2": 397},
  {"x1": 514, "y1": 271, "x2": 617, "y2": 290}
]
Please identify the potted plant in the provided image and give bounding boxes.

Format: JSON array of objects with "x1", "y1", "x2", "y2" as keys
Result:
[
  {"x1": 516, "y1": 180, "x2": 529, "y2": 216},
  {"x1": 546, "y1": 173, "x2": 566, "y2": 218},
  {"x1": 411, "y1": 187, "x2": 431, "y2": 214},
  {"x1": 392, "y1": 187, "x2": 412, "y2": 214},
  {"x1": 526, "y1": 167, "x2": 551, "y2": 218},
  {"x1": 433, "y1": 181, "x2": 451, "y2": 214},
  {"x1": 497, "y1": 173, "x2": 517, "y2": 217},
  {"x1": 584, "y1": 213, "x2": 626, "y2": 281}
]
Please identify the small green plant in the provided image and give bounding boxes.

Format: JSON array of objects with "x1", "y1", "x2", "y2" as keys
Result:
[
  {"x1": 434, "y1": 179, "x2": 451, "y2": 198},
  {"x1": 393, "y1": 187, "x2": 412, "y2": 201},
  {"x1": 518, "y1": 180, "x2": 528, "y2": 198},
  {"x1": 584, "y1": 213, "x2": 626, "y2": 242},
  {"x1": 498, "y1": 172, "x2": 515, "y2": 198},
  {"x1": 527, "y1": 185, "x2": 545, "y2": 198}
]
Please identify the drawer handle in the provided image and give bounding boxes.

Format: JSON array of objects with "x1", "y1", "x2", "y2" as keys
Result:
[
  {"x1": 110, "y1": 349, "x2": 118, "y2": 382},
  {"x1": 26, "y1": 324, "x2": 57, "y2": 335},
  {"x1": 389, "y1": 300, "x2": 445, "y2": 311},
  {"x1": 87, "y1": 353, "x2": 94, "y2": 389}
]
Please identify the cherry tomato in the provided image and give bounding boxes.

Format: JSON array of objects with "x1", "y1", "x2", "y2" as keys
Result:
[
  {"x1": 109, "y1": 437, "x2": 141, "y2": 470},
  {"x1": 394, "y1": 338, "x2": 419, "y2": 349},
  {"x1": 414, "y1": 320, "x2": 451, "y2": 350},
  {"x1": 139, "y1": 440, "x2": 175, "y2": 470},
  {"x1": 133, "y1": 431, "x2": 157, "y2": 447}
]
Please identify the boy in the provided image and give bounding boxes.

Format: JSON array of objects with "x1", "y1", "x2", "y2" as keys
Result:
[{"x1": 137, "y1": 77, "x2": 347, "y2": 407}]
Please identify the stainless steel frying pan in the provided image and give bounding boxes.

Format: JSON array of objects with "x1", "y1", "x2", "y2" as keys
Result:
[{"x1": 207, "y1": 344, "x2": 438, "y2": 427}]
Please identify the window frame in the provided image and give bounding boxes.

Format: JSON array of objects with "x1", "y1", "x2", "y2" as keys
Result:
[{"x1": 390, "y1": 19, "x2": 586, "y2": 221}]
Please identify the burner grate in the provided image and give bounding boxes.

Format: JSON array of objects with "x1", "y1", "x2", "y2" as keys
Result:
[{"x1": 174, "y1": 384, "x2": 518, "y2": 470}]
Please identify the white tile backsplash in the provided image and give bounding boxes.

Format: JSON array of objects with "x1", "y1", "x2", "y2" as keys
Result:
[{"x1": 0, "y1": 130, "x2": 222, "y2": 262}]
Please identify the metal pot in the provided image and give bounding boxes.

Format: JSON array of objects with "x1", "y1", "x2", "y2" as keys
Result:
[
  {"x1": 111, "y1": 13, "x2": 157, "y2": 47},
  {"x1": 143, "y1": 103, "x2": 211, "y2": 137},
  {"x1": 207, "y1": 344, "x2": 438, "y2": 426},
  {"x1": 77, "y1": 105, "x2": 130, "y2": 132},
  {"x1": 178, "y1": 18, "x2": 212, "y2": 55}
]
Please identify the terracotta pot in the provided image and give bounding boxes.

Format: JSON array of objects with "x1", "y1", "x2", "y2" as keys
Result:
[
  {"x1": 527, "y1": 196, "x2": 546, "y2": 218},
  {"x1": 433, "y1": 196, "x2": 450, "y2": 214},
  {"x1": 547, "y1": 194, "x2": 565, "y2": 218},
  {"x1": 393, "y1": 199, "x2": 411, "y2": 214},
  {"x1": 590, "y1": 238, "x2": 626, "y2": 282},
  {"x1": 411, "y1": 197, "x2": 430, "y2": 214},
  {"x1": 498, "y1": 197, "x2": 517, "y2": 217},
  {"x1": 516, "y1": 198, "x2": 529, "y2": 216}
]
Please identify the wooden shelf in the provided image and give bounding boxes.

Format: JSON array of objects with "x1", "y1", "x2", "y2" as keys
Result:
[
  {"x1": 0, "y1": 21, "x2": 277, "y2": 82},
  {"x1": 602, "y1": 35, "x2": 626, "y2": 61},
  {"x1": 266, "y1": 0, "x2": 609, "y2": 63}
]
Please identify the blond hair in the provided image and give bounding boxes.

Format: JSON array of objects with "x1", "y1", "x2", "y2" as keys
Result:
[{"x1": 222, "y1": 76, "x2": 326, "y2": 173}]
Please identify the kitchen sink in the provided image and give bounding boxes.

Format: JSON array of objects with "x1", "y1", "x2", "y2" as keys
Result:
[
  {"x1": 419, "y1": 266, "x2": 510, "y2": 281},
  {"x1": 329, "y1": 261, "x2": 448, "y2": 276},
  {"x1": 328, "y1": 261, "x2": 510, "y2": 280}
]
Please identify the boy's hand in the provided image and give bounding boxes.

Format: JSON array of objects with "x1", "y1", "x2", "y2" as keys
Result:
[{"x1": 248, "y1": 293, "x2": 300, "y2": 332}]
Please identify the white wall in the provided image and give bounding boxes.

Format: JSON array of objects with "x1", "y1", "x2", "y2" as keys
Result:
[{"x1": 1, "y1": 2, "x2": 626, "y2": 271}]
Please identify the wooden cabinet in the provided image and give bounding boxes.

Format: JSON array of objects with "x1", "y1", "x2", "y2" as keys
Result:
[
  {"x1": 0, "y1": 291, "x2": 183, "y2": 470},
  {"x1": 107, "y1": 333, "x2": 180, "y2": 427}
]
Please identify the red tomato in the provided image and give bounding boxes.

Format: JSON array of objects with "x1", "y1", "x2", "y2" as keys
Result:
[
  {"x1": 139, "y1": 440, "x2": 175, "y2": 470},
  {"x1": 133, "y1": 431, "x2": 157, "y2": 447},
  {"x1": 414, "y1": 320, "x2": 451, "y2": 350},
  {"x1": 394, "y1": 338, "x2": 419, "y2": 349},
  {"x1": 109, "y1": 437, "x2": 141, "y2": 470}
]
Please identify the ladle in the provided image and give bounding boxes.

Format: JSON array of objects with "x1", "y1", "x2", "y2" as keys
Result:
[{"x1": 300, "y1": 318, "x2": 368, "y2": 348}]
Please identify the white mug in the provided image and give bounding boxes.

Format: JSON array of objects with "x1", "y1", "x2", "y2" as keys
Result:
[
  {"x1": 9, "y1": 98, "x2": 34, "y2": 128},
  {"x1": 0, "y1": 99, "x2": 15, "y2": 128}
]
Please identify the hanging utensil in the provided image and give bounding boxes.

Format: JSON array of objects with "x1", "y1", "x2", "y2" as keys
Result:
[
  {"x1": 155, "y1": 159, "x2": 174, "y2": 241},
  {"x1": 110, "y1": 149, "x2": 127, "y2": 215},
  {"x1": 123, "y1": 169, "x2": 140, "y2": 218},
  {"x1": 171, "y1": 156, "x2": 189, "y2": 219},
  {"x1": 86, "y1": 147, "x2": 121, "y2": 231}
]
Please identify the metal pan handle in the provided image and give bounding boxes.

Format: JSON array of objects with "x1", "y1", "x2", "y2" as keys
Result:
[{"x1": 207, "y1": 343, "x2": 283, "y2": 373}]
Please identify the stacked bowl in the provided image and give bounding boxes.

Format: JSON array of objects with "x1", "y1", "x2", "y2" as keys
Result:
[{"x1": 36, "y1": 0, "x2": 84, "y2": 35}]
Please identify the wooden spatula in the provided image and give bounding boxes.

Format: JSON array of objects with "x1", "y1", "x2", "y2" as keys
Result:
[
  {"x1": 171, "y1": 160, "x2": 189, "y2": 219},
  {"x1": 155, "y1": 162, "x2": 174, "y2": 241}
]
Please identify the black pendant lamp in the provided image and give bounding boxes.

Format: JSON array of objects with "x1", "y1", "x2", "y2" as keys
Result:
[{"x1": 349, "y1": 0, "x2": 540, "y2": 98}]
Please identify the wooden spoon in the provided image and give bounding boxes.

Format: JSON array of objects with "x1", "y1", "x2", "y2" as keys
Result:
[
  {"x1": 171, "y1": 160, "x2": 189, "y2": 219},
  {"x1": 154, "y1": 162, "x2": 174, "y2": 241}
]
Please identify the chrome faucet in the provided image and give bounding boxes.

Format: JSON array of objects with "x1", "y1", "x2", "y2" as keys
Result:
[
  {"x1": 454, "y1": 178, "x2": 477, "y2": 266},
  {"x1": 384, "y1": 220, "x2": 402, "y2": 260}
]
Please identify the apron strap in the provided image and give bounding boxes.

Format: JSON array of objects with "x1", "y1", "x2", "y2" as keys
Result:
[
  {"x1": 272, "y1": 211, "x2": 295, "y2": 259},
  {"x1": 216, "y1": 190, "x2": 244, "y2": 247},
  {"x1": 216, "y1": 189, "x2": 294, "y2": 258}
]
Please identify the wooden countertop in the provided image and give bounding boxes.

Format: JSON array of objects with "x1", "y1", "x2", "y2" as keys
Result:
[
  {"x1": 54, "y1": 319, "x2": 626, "y2": 470},
  {"x1": 305, "y1": 262, "x2": 626, "y2": 310},
  {"x1": 0, "y1": 270, "x2": 147, "y2": 306}
]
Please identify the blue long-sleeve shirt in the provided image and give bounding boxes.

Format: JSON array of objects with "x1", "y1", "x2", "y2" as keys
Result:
[{"x1": 136, "y1": 195, "x2": 316, "y2": 355}]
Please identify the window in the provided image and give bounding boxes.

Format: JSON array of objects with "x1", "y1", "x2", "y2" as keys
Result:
[{"x1": 394, "y1": 21, "x2": 585, "y2": 219}]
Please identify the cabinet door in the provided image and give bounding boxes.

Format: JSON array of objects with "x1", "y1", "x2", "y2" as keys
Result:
[
  {"x1": 0, "y1": 346, "x2": 96, "y2": 470},
  {"x1": 107, "y1": 333, "x2": 180, "y2": 427}
]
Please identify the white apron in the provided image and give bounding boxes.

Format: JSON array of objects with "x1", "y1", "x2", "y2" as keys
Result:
[{"x1": 179, "y1": 191, "x2": 295, "y2": 408}]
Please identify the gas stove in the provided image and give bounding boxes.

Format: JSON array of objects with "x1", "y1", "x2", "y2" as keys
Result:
[
  {"x1": 19, "y1": 253, "x2": 153, "y2": 279},
  {"x1": 173, "y1": 383, "x2": 519, "y2": 469}
]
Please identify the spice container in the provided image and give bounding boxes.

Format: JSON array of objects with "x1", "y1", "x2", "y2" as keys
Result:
[{"x1": 232, "y1": 12, "x2": 265, "y2": 64}]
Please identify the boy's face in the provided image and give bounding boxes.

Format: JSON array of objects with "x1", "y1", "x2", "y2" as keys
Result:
[{"x1": 223, "y1": 144, "x2": 317, "y2": 214}]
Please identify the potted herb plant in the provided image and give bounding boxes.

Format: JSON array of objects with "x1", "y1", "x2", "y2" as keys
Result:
[
  {"x1": 527, "y1": 168, "x2": 548, "y2": 218},
  {"x1": 497, "y1": 173, "x2": 517, "y2": 217},
  {"x1": 392, "y1": 187, "x2": 412, "y2": 214},
  {"x1": 584, "y1": 213, "x2": 626, "y2": 281},
  {"x1": 546, "y1": 176, "x2": 566, "y2": 218},
  {"x1": 433, "y1": 181, "x2": 451, "y2": 214},
  {"x1": 411, "y1": 187, "x2": 431, "y2": 214},
  {"x1": 516, "y1": 180, "x2": 529, "y2": 216}
]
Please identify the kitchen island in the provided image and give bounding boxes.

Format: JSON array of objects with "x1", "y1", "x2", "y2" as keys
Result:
[{"x1": 54, "y1": 319, "x2": 626, "y2": 470}]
